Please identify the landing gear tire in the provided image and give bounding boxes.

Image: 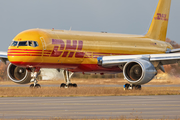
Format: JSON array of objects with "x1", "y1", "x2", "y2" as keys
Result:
[
  {"x1": 29, "y1": 84, "x2": 41, "y2": 88},
  {"x1": 60, "y1": 83, "x2": 77, "y2": 88},
  {"x1": 124, "y1": 83, "x2": 130, "y2": 90},
  {"x1": 60, "y1": 83, "x2": 66, "y2": 88},
  {"x1": 35, "y1": 84, "x2": 41, "y2": 88},
  {"x1": 73, "y1": 83, "x2": 77, "y2": 87},
  {"x1": 134, "y1": 85, "x2": 141, "y2": 90},
  {"x1": 30, "y1": 84, "x2": 34, "y2": 88},
  {"x1": 124, "y1": 83, "x2": 141, "y2": 90}
]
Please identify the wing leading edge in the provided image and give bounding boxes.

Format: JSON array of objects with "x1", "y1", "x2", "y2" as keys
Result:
[{"x1": 0, "y1": 52, "x2": 8, "y2": 64}]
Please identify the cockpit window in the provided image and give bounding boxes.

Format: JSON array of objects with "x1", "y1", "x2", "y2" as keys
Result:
[
  {"x1": 29, "y1": 41, "x2": 33, "y2": 47},
  {"x1": 34, "y1": 41, "x2": 38, "y2": 47},
  {"x1": 18, "y1": 41, "x2": 28, "y2": 46},
  {"x1": 27, "y1": 41, "x2": 39, "y2": 47},
  {"x1": 11, "y1": 40, "x2": 39, "y2": 47},
  {"x1": 11, "y1": 41, "x2": 18, "y2": 46}
]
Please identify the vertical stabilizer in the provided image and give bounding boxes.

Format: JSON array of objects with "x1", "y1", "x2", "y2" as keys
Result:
[{"x1": 145, "y1": 0, "x2": 171, "y2": 41}]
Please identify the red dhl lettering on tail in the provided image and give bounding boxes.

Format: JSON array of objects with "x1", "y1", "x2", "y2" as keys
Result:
[
  {"x1": 50, "y1": 39, "x2": 85, "y2": 58},
  {"x1": 154, "y1": 13, "x2": 168, "y2": 21}
]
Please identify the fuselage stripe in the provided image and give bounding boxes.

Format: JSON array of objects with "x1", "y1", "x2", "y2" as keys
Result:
[
  {"x1": 8, "y1": 52, "x2": 42, "y2": 54},
  {"x1": 8, "y1": 54, "x2": 42, "y2": 56},
  {"x1": 8, "y1": 49, "x2": 42, "y2": 51}
]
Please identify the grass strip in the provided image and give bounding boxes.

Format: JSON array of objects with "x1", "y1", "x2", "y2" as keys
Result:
[{"x1": 0, "y1": 86, "x2": 179, "y2": 97}]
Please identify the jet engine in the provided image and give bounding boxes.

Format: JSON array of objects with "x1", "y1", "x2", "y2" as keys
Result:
[
  {"x1": 123, "y1": 59, "x2": 157, "y2": 85},
  {"x1": 7, "y1": 63, "x2": 32, "y2": 84}
]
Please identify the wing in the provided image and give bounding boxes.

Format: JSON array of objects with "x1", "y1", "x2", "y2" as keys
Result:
[
  {"x1": 98, "y1": 53, "x2": 180, "y2": 67},
  {"x1": 0, "y1": 51, "x2": 8, "y2": 64},
  {"x1": 97, "y1": 50, "x2": 180, "y2": 85},
  {"x1": 97, "y1": 48, "x2": 180, "y2": 73}
]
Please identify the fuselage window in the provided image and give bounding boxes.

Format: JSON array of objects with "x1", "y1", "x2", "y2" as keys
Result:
[{"x1": 11, "y1": 41, "x2": 18, "y2": 46}]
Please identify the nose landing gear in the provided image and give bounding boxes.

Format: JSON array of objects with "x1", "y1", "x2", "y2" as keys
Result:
[{"x1": 29, "y1": 68, "x2": 41, "y2": 88}]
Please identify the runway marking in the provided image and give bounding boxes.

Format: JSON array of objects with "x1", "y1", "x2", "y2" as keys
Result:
[{"x1": 0, "y1": 102, "x2": 180, "y2": 107}]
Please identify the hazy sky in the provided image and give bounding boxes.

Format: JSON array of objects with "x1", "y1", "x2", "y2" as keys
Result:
[{"x1": 0, "y1": 0, "x2": 180, "y2": 51}]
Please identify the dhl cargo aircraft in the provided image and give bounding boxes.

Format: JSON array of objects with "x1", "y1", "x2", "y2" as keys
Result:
[{"x1": 0, "y1": 0, "x2": 179, "y2": 89}]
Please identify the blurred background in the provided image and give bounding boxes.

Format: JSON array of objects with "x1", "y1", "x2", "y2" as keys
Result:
[
  {"x1": 0, "y1": 0, "x2": 180, "y2": 51},
  {"x1": 0, "y1": 0, "x2": 180, "y2": 82}
]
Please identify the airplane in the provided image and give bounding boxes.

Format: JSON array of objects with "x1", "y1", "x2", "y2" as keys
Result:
[{"x1": 0, "y1": 0, "x2": 179, "y2": 90}]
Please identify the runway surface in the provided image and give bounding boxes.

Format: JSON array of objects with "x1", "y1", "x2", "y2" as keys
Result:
[{"x1": 0, "y1": 95, "x2": 180, "y2": 119}]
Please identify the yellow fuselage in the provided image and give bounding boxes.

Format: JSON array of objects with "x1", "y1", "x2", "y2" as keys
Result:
[{"x1": 7, "y1": 29, "x2": 172, "y2": 73}]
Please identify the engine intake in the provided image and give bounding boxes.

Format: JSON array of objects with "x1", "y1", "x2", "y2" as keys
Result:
[
  {"x1": 123, "y1": 59, "x2": 157, "y2": 85},
  {"x1": 7, "y1": 63, "x2": 32, "y2": 84}
]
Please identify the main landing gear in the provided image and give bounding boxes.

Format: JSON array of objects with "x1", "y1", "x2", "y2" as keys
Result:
[
  {"x1": 124, "y1": 83, "x2": 141, "y2": 90},
  {"x1": 60, "y1": 70, "x2": 77, "y2": 88},
  {"x1": 29, "y1": 68, "x2": 41, "y2": 88}
]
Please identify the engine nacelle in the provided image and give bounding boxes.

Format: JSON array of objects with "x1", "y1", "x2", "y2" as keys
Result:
[
  {"x1": 123, "y1": 59, "x2": 157, "y2": 85},
  {"x1": 7, "y1": 63, "x2": 32, "y2": 84}
]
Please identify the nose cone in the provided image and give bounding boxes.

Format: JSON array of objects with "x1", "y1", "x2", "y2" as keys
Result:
[
  {"x1": 8, "y1": 44, "x2": 43, "y2": 67},
  {"x1": 8, "y1": 29, "x2": 45, "y2": 67},
  {"x1": 8, "y1": 46, "x2": 25, "y2": 66},
  {"x1": 8, "y1": 48, "x2": 43, "y2": 67}
]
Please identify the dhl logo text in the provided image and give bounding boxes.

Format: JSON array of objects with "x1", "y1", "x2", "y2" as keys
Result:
[
  {"x1": 50, "y1": 39, "x2": 85, "y2": 58},
  {"x1": 154, "y1": 13, "x2": 168, "y2": 21}
]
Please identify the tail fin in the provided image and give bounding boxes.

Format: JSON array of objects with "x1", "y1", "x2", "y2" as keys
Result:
[{"x1": 145, "y1": 0, "x2": 171, "y2": 41}]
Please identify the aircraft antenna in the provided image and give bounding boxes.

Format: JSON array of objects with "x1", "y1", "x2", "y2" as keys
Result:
[{"x1": 69, "y1": 27, "x2": 72, "y2": 31}]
